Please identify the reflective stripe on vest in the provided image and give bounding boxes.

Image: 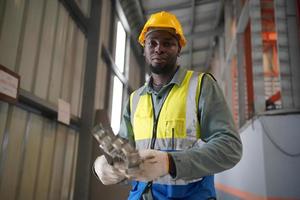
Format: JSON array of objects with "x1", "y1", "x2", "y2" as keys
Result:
[{"x1": 130, "y1": 71, "x2": 205, "y2": 185}]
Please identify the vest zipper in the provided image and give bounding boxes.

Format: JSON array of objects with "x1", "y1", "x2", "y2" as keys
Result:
[
  {"x1": 149, "y1": 85, "x2": 175, "y2": 149},
  {"x1": 150, "y1": 95, "x2": 165, "y2": 149},
  {"x1": 150, "y1": 96, "x2": 158, "y2": 149}
]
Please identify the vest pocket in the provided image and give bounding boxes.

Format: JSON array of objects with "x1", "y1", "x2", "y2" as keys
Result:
[
  {"x1": 134, "y1": 116, "x2": 153, "y2": 140},
  {"x1": 163, "y1": 119, "x2": 185, "y2": 138}
]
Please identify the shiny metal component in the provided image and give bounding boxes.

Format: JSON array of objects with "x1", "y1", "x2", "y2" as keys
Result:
[{"x1": 92, "y1": 123, "x2": 141, "y2": 170}]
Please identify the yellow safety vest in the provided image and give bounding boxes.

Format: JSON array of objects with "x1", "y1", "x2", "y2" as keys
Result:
[
  {"x1": 131, "y1": 71, "x2": 205, "y2": 147},
  {"x1": 130, "y1": 70, "x2": 205, "y2": 185}
]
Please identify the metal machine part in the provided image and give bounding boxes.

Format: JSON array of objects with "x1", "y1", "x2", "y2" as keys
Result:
[{"x1": 92, "y1": 123, "x2": 141, "y2": 171}]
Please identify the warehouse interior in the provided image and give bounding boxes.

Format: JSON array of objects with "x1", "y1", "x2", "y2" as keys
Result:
[{"x1": 0, "y1": 0, "x2": 300, "y2": 199}]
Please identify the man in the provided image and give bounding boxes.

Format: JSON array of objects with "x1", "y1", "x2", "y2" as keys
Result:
[{"x1": 94, "y1": 11, "x2": 242, "y2": 200}]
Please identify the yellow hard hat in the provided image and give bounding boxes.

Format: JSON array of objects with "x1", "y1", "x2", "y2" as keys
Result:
[{"x1": 138, "y1": 11, "x2": 187, "y2": 47}]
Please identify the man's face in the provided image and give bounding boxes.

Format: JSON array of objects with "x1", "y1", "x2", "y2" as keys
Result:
[{"x1": 144, "y1": 30, "x2": 181, "y2": 75}]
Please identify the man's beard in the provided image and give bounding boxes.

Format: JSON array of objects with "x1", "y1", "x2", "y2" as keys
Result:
[{"x1": 149, "y1": 58, "x2": 177, "y2": 75}]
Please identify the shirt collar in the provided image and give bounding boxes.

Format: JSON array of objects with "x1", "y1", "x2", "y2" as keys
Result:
[{"x1": 138, "y1": 66, "x2": 187, "y2": 96}]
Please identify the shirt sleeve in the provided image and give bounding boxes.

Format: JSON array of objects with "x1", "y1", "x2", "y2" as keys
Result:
[
  {"x1": 118, "y1": 99, "x2": 135, "y2": 147},
  {"x1": 169, "y1": 74, "x2": 243, "y2": 180}
]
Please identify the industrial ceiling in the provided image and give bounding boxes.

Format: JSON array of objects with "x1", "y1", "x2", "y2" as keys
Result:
[{"x1": 118, "y1": 0, "x2": 224, "y2": 72}]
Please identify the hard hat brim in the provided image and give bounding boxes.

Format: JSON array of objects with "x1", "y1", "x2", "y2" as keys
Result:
[{"x1": 144, "y1": 27, "x2": 180, "y2": 44}]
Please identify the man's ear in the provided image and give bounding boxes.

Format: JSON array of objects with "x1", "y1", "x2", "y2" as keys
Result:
[{"x1": 177, "y1": 46, "x2": 181, "y2": 57}]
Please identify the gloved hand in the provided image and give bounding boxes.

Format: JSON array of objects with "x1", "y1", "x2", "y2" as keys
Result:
[
  {"x1": 93, "y1": 155, "x2": 126, "y2": 185},
  {"x1": 125, "y1": 149, "x2": 169, "y2": 182}
]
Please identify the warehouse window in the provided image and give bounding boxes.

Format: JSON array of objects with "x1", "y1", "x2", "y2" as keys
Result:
[{"x1": 111, "y1": 21, "x2": 126, "y2": 133}]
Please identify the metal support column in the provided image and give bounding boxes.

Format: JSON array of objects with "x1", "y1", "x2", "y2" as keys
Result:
[
  {"x1": 275, "y1": 0, "x2": 297, "y2": 108},
  {"x1": 73, "y1": 0, "x2": 102, "y2": 199},
  {"x1": 236, "y1": 0, "x2": 249, "y2": 126},
  {"x1": 237, "y1": 33, "x2": 246, "y2": 127},
  {"x1": 249, "y1": 0, "x2": 265, "y2": 113}
]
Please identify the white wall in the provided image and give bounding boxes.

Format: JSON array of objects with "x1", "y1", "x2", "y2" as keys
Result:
[{"x1": 216, "y1": 113, "x2": 300, "y2": 199}]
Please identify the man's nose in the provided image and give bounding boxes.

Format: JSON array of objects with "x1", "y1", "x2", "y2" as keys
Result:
[{"x1": 154, "y1": 43, "x2": 165, "y2": 54}]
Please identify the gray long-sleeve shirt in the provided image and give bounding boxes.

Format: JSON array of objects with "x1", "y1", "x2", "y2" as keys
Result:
[{"x1": 119, "y1": 66, "x2": 242, "y2": 181}]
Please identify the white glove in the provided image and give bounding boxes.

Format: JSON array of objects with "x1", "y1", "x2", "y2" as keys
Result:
[
  {"x1": 126, "y1": 149, "x2": 169, "y2": 182},
  {"x1": 94, "y1": 155, "x2": 126, "y2": 185}
]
